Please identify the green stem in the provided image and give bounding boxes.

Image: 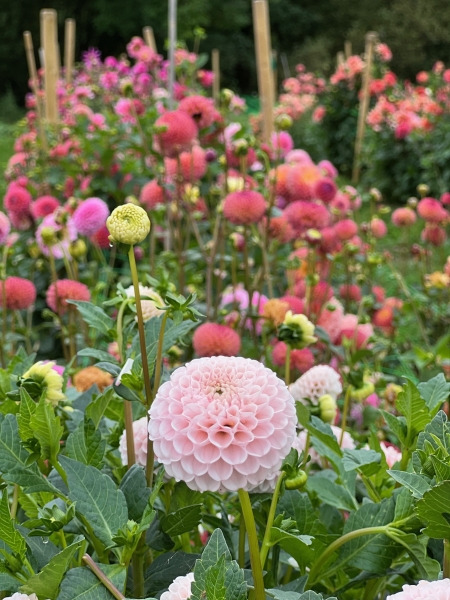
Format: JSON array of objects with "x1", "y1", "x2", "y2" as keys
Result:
[
  {"x1": 83, "y1": 555, "x2": 125, "y2": 600},
  {"x1": 284, "y1": 344, "x2": 291, "y2": 386},
  {"x1": 238, "y1": 489, "x2": 265, "y2": 600},
  {"x1": 59, "y1": 529, "x2": 68, "y2": 549},
  {"x1": 238, "y1": 513, "x2": 246, "y2": 568},
  {"x1": 307, "y1": 526, "x2": 388, "y2": 587},
  {"x1": 124, "y1": 400, "x2": 136, "y2": 468},
  {"x1": 339, "y1": 385, "x2": 353, "y2": 447},
  {"x1": 10, "y1": 484, "x2": 20, "y2": 519},
  {"x1": 260, "y1": 472, "x2": 286, "y2": 568},
  {"x1": 132, "y1": 551, "x2": 145, "y2": 598},
  {"x1": 24, "y1": 557, "x2": 35, "y2": 577},
  {"x1": 444, "y1": 539, "x2": 450, "y2": 578},
  {"x1": 116, "y1": 299, "x2": 129, "y2": 362},
  {"x1": 152, "y1": 311, "x2": 169, "y2": 398},
  {"x1": 52, "y1": 459, "x2": 68, "y2": 486}
]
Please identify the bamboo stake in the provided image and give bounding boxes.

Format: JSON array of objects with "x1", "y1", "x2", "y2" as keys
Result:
[
  {"x1": 41, "y1": 9, "x2": 59, "y2": 124},
  {"x1": 168, "y1": 0, "x2": 177, "y2": 109},
  {"x1": 64, "y1": 18, "x2": 76, "y2": 84},
  {"x1": 252, "y1": 0, "x2": 274, "y2": 143},
  {"x1": 352, "y1": 31, "x2": 378, "y2": 184},
  {"x1": 23, "y1": 31, "x2": 47, "y2": 150},
  {"x1": 143, "y1": 26, "x2": 157, "y2": 52},
  {"x1": 272, "y1": 49, "x2": 278, "y2": 99},
  {"x1": 344, "y1": 40, "x2": 352, "y2": 59},
  {"x1": 336, "y1": 51, "x2": 345, "y2": 66},
  {"x1": 212, "y1": 49, "x2": 220, "y2": 101}
]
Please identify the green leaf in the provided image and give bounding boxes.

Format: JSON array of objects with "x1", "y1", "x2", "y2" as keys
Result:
[
  {"x1": 417, "y1": 410, "x2": 449, "y2": 451},
  {"x1": 16, "y1": 525, "x2": 59, "y2": 571},
  {"x1": 119, "y1": 464, "x2": 151, "y2": 522},
  {"x1": 387, "y1": 470, "x2": 431, "y2": 499},
  {"x1": 269, "y1": 528, "x2": 314, "y2": 568},
  {"x1": 417, "y1": 481, "x2": 450, "y2": 539},
  {"x1": 393, "y1": 488, "x2": 415, "y2": 523},
  {"x1": 277, "y1": 491, "x2": 317, "y2": 536},
  {"x1": 204, "y1": 554, "x2": 226, "y2": 600},
  {"x1": 59, "y1": 456, "x2": 128, "y2": 549},
  {"x1": 77, "y1": 348, "x2": 119, "y2": 365},
  {"x1": 161, "y1": 504, "x2": 203, "y2": 536},
  {"x1": 65, "y1": 417, "x2": 106, "y2": 469},
  {"x1": 387, "y1": 531, "x2": 440, "y2": 580},
  {"x1": 144, "y1": 552, "x2": 199, "y2": 597},
  {"x1": 22, "y1": 539, "x2": 83, "y2": 600},
  {"x1": 30, "y1": 395, "x2": 63, "y2": 461},
  {"x1": 85, "y1": 389, "x2": 115, "y2": 428},
  {"x1": 418, "y1": 373, "x2": 450, "y2": 415},
  {"x1": 342, "y1": 449, "x2": 381, "y2": 476},
  {"x1": 380, "y1": 410, "x2": 407, "y2": 444},
  {"x1": 338, "y1": 499, "x2": 398, "y2": 574},
  {"x1": 430, "y1": 455, "x2": 450, "y2": 482},
  {"x1": 17, "y1": 388, "x2": 37, "y2": 441},
  {"x1": 396, "y1": 380, "x2": 431, "y2": 442},
  {"x1": 57, "y1": 563, "x2": 126, "y2": 600},
  {"x1": 307, "y1": 474, "x2": 358, "y2": 511},
  {"x1": 0, "y1": 492, "x2": 26, "y2": 559},
  {"x1": 69, "y1": 301, "x2": 114, "y2": 335}
]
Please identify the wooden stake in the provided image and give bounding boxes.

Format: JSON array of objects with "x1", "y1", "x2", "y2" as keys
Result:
[
  {"x1": 336, "y1": 51, "x2": 345, "y2": 66},
  {"x1": 41, "y1": 9, "x2": 59, "y2": 124},
  {"x1": 352, "y1": 31, "x2": 377, "y2": 184},
  {"x1": 212, "y1": 49, "x2": 220, "y2": 101},
  {"x1": 168, "y1": 0, "x2": 177, "y2": 109},
  {"x1": 272, "y1": 49, "x2": 278, "y2": 99},
  {"x1": 252, "y1": 0, "x2": 274, "y2": 143},
  {"x1": 143, "y1": 26, "x2": 157, "y2": 52},
  {"x1": 23, "y1": 31, "x2": 47, "y2": 150},
  {"x1": 344, "y1": 40, "x2": 352, "y2": 59},
  {"x1": 64, "y1": 18, "x2": 76, "y2": 84}
]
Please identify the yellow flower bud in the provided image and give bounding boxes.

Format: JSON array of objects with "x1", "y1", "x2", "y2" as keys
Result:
[
  {"x1": 106, "y1": 204, "x2": 151, "y2": 246},
  {"x1": 319, "y1": 394, "x2": 337, "y2": 424}
]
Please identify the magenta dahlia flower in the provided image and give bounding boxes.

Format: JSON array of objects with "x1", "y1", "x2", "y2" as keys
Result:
[
  {"x1": 119, "y1": 416, "x2": 148, "y2": 467},
  {"x1": 386, "y1": 579, "x2": 450, "y2": 599},
  {"x1": 72, "y1": 198, "x2": 110, "y2": 236},
  {"x1": 149, "y1": 356, "x2": 296, "y2": 492}
]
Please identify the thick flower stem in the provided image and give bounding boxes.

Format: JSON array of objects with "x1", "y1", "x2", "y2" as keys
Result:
[
  {"x1": 284, "y1": 344, "x2": 292, "y2": 386},
  {"x1": 132, "y1": 550, "x2": 145, "y2": 599},
  {"x1": 124, "y1": 400, "x2": 136, "y2": 468},
  {"x1": 307, "y1": 526, "x2": 388, "y2": 587},
  {"x1": 238, "y1": 489, "x2": 265, "y2": 600},
  {"x1": 444, "y1": 539, "x2": 450, "y2": 578},
  {"x1": 10, "y1": 484, "x2": 20, "y2": 519},
  {"x1": 238, "y1": 514, "x2": 246, "y2": 568},
  {"x1": 83, "y1": 554, "x2": 125, "y2": 600},
  {"x1": 339, "y1": 385, "x2": 353, "y2": 447},
  {"x1": 260, "y1": 472, "x2": 286, "y2": 568}
]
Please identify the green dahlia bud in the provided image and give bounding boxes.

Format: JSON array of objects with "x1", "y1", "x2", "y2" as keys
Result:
[
  {"x1": 106, "y1": 204, "x2": 151, "y2": 246},
  {"x1": 40, "y1": 226, "x2": 57, "y2": 246},
  {"x1": 275, "y1": 113, "x2": 293, "y2": 131},
  {"x1": 285, "y1": 470, "x2": 308, "y2": 490},
  {"x1": 319, "y1": 394, "x2": 337, "y2": 424},
  {"x1": 351, "y1": 381, "x2": 375, "y2": 401}
]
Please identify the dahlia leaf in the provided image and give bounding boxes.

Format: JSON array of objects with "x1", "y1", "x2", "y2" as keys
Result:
[
  {"x1": 57, "y1": 563, "x2": 126, "y2": 600},
  {"x1": 276, "y1": 491, "x2": 317, "y2": 536},
  {"x1": 161, "y1": 504, "x2": 203, "y2": 536},
  {"x1": 379, "y1": 410, "x2": 407, "y2": 445},
  {"x1": 16, "y1": 525, "x2": 59, "y2": 571},
  {"x1": 0, "y1": 492, "x2": 26, "y2": 560},
  {"x1": 417, "y1": 481, "x2": 450, "y2": 539},
  {"x1": 386, "y1": 530, "x2": 440, "y2": 580},
  {"x1": 418, "y1": 373, "x2": 450, "y2": 415},
  {"x1": 17, "y1": 387, "x2": 37, "y2": 441},
  {"x1": 119, "y1": 464, "x2": 151, "y2": 522},
  {"x1": 85, "y1": 388, "x2": 115, "y2": 428},
  {"x1": 342, "y1": 448, "x2": 382, "y2": 476},
  {"x1": 144, "y1": 551, "x2": 199, "y2": 597},
  {"x1": 78, "y1": 348, "x2": 120, "y2": 365},
  {"x1": 269, "y1": 528, "x2": 315, "y2": 570},
  {"x1": 21, "y1": 539, "x2": 83, "y2": 600},
  {"x1": 59, "y1": 456, "x2": 128, "y2": 549},
  {"x1": 396, "y1": 379, "x2": 431, "y2": 443},
  {"x1": 68, "y1": 300, "x2": 115, "y2": 336},
  {"x1": 387, "y1": 470, "x2": 431, "y2": 499},
  {"x1": 306, "y1": 474, "x2": 358, "y2": 511},
  {"x1": 65, "y1": 417, "x2": 106, "y2": 469},
  {"x1": 30, "y1": 395, "x2": 64, "y2": 462},
  {"x1": 203, "y1": 553, "x2": 227, "y2": 600},
  {"x1": 417, "y1": 410, "x2": 449, "y2": 451}
]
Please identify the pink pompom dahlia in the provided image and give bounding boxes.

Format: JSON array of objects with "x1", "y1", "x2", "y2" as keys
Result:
[
  {"x1": 314, "y1": 177, "x2": 337, "y2": 204},
  {"x1": 0, "y1": 212, "x2": 11, "y2": 244},
  {"x1": 46, "y1": 279, "x2": 91, "y2": 315},
  {"x1": 179, "y1": 95, "x2": 216, "y2": 129},
  {"x1": 284, "y1": 201, "x2": 330, "y2": 232},
  {"x1": 119, "y1": 416, "x2": 149, "y2": 467},
  {"x1": 0, "y1": 277, "x2": 36, "y2": 310},
  {"x1": 193, "y1": 323, "x2": 241, "y2": 357},
  {"x1": 290, "y1": 365, "x2": 342, "y2": 405},
  {"x1": 223, "y1": 190, "x2": 266, "y2": 225},
  {"x1": 386, "y1": 579, "x2": 450, "y2": 599},
  {"x1": 31, "y1": 195, "x2": 60, "y2": 219},
  {"x1": 149, "y1": 356, "x2": 296, "y2": 492},
  {"x1": 72, "y1": 197, "x2": 110, "y2": 236},
  {"x1": 155, "y1": 110, "x2": 197, "y2": 156},
  {"x1": 4, "y1": 182, "x2": 32, "y2": 213},
  {"x1": 140, "y1": 179, "x2": 165, "y2": 210},
  {"x1": 392, "y1": 207, "x2": 416, "y2": 227},
  {"x1": 334, "y1": 219, "x2": 358, "y2": 241},
  {"x1": 417, "y1": 197, "x2": 448, "y2": 223},
  {"x1": 160, "y1": 573, "x2": 195, "y2": 600},
  {"x1": 272, "y1": 342, "x2": 314, "y2": 373}
]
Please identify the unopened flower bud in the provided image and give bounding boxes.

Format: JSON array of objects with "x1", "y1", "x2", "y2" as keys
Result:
[
  {"x1": 275, "y1": 113, "x2": 293, "y2": 131},
  {"x1": 407, "y1": 197, "x2": 418, "y2": 209},
  {"x1": 69, "y1": 239, "x2": 87, "y2": 259},
  {"x1": 40, "y1": 226, "x2": 57, "y2": 246},
  {"x1": 220, "y1": 88, "x2": 234, "y2": 106},
  {"x1": 232, "y1": 138, "x2": 249, "y2": 156},
  {"x1": 285, "y1": 470, "x2": 308, "y2": 490},
  {"x1": 417, "y1": 183, "x2": 429, "y2": 198},
  {"x1": 319, "y1": 394, "x2": 337, "y2": 424},
  {"x1": 370, "y1": 188, "x2": 382, "y2": 202},
  {"x1": 106, "y1": 204, "x2": 151, "y2": 246},
  {"x1": 351, "y1": 381, "x2": 375, "y2": 401}
]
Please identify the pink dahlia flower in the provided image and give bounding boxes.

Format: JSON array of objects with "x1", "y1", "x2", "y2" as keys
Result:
[
  {"x1": 284, "y1": 201, "x2": 330, "y2": 232},
  {"x1": 317, "y1": 298, "x2": 344, "y2": 343},
  {"x1": 314, "y1": 177, "x2": 337, "y2": 204},
  {"x1": 223, "y1": 190, "x2": 266, "y2": 225},
  {"x1": 160, "y1": 573, "x2": 194, "y2": 600},
  {"x1": 72, "y1": 198, "x2": 110, "y2": 236},
  {"x1": 417, "y1": 197, "x2": 448, "y2": 223},
  {"x1": 386, "y1": 579, "x2": 450, "y2": 599},
  {"x1": 0, "y1": 277, "x2": 36, "y2": 310},
  {"x1": 0, "y1": 211, "x2": 11, "y2": 244},
  {"x1": 271, "y1": 131, "x2": 294, "y2": 158},
  {"x1": 119, "y1": 416, "x2": 148, "y2": 467},
  {"x1": 140, "y1": 179, "x2": 165, "y2": 210},
  {"x1": 46, "y1": 279, "x2": 91, "y2": 315},
  {"x1": 149, "y1": 356, "x2": 297, "y2": 492},
  {"x1": 36, "y1": 214, "x2": 77, "y2": 259},
  {"x1": 4, "y1": 182, "x2": 32, "y2": 213},
  {"x1": 381, "y1": 442, "x2": 401, "y2": 468},
  {"x1": 193, "y1": 323, "x2": 241, "y2": 357},
  {"x1": 4, "y1": 594, "x2": 38, "y2": 600},
  {"x1": 155, "y1": 110, "x2": 198, "y2": 157},
  {"x1": 165, "y1": 146, "x2": 207, "y2": 182},
  {"x1": 179, "y1": 95, "x2": 216, "y2": 129},
  {"x1": 290, "y1": 365, "x2": 342, "y2": 405},
  {"x1": 334, "y1": 219, "x2": 358, "y2": 241},
  {"x1": 31, "y1": 195, "x2": 60, "y2": 219},
  {"x1": 392, "y1": 207, "x2": 416, "y2": 227}
]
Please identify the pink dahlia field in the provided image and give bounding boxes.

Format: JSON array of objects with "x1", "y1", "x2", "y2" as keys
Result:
[{"x1": 149, "y1": 356, "x2": 296, "y2": 492}]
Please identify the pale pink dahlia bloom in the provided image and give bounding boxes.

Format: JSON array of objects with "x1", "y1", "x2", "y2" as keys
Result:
[
  {"x1": 4, "y1": 595, "x2": 38, "y2": 600},
  {"x1": 160, "y1": 573, "x2": 194, "y2": 600},
  {"x1": 119, "y1": 416, "x2": 148, "y2": 467},
  {"x1": 149, "y1": 356, "x2": 296, "y2": 492},
  {"x1": 290, "y1": 365, "x2": 342, "y2": 405},
  {"x1": 386, "y1": 579, "x2": 450, "y2": 599}
]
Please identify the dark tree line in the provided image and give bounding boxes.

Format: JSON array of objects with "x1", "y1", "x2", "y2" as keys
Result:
[{"x1": 2, "y1": 0, "x2": 450, "y2": 105}]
